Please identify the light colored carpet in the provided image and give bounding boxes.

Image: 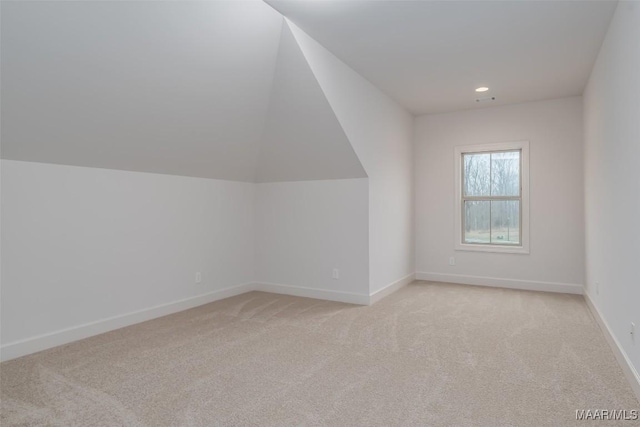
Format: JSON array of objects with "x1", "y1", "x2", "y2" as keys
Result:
[{"x1": 1, "y1": 281, "x2": 638, "y2": 426}]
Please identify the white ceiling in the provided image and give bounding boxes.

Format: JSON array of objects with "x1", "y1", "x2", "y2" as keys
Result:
[
  {"x1": 256, "y1": 23, "x2": 365, "y2": 182},
  {"x1": 1, "y1": 1, "x2": 364, "y2": 182},
  {"x1": 1, "y1": 1, "x2": 281, "y2": 181},
  {"x1": 1, "y1": 0, "x2": 619, "y2": 181},
  {"x1": 267, "y1": 0, "x2": 617, "y2": 115}
]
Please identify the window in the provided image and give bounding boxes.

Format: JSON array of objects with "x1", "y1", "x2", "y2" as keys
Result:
[{"x1": 454, "y1": 141, "x2": 529, "y2": 254}]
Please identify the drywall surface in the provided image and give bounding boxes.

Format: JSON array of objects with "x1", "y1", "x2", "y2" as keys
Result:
[
  {"x1": 1, "y1": 1, "x2": 366, "y2": 184},
  {"x1": 288, "y1": 22, "x2": 415, "y2": 294},
  {"x1": 583, "y1": 1, "x2": 640, "y2": 379},
  {"x1": 267, "y1": 1, "x2": 616, "y2": 115},
  {"x1": 0, "y1": 1, "x2": 283, "y2": 182},
  {"x1": 415, "y1": 97, "x2": 585, "y2": 290},
  {"x1": 255, "y1": 23, "x2": 366, "y2": 182},
  {"x1": 254, "y1": 179, "x2": 369, "y2": 297},
  {"x1": 1, "y1": 160, "x2": 254, "y2": 347}
]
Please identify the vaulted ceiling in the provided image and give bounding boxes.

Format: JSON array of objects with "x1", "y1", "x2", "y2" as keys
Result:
[
  {"x1": 268, "y1": 0, "x2": 617, "y2": 115},
  {"x1": 1, "y1": 0, "x2": 617, "y2": 181},
  {"x1": 1, "y1": 1, "x2": 365, "y2": 182}
]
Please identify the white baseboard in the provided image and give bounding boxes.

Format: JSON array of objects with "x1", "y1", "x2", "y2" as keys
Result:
[
  {"x1": 0, "y1": 283, "x2": 255, "y2": 362},
  {"x1": 0, "y1": 279, "x2": 397, "y2": 362},
  {"x1": 415, "y1": 272, "x2": 583, "y2": 295},
  {"x1": 253, "y1": 282, "x2": 370, "y2": 305},
  {"x1": 584, "y1": 292, "x2": 640, "y2": 402},
  {"x1": 369, "y1": 273, "x2": 415, "y2": 305}
]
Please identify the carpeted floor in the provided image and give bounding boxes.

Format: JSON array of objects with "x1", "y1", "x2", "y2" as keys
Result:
[{"x1": 1, "y1": 281, "x2": 638, "y2": 426}]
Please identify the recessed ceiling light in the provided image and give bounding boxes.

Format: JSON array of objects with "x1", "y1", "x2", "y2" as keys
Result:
[{"x1": 475, "y1": 87, "x2": 489, "y2": 93}]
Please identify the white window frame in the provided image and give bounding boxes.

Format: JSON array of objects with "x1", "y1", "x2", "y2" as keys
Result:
[{"x1": 454, "y1": 141, "x2": 530, "y2": 254}]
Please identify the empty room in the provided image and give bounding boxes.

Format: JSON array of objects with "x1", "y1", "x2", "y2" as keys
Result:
[{"x1": 1, "y1": 0, "x2": 638, "y2": 425}]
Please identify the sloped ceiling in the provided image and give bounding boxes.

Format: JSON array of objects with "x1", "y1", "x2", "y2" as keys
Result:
[
  {"x1": 256, "y1": 22, "x2": 365, "y2": 182},
  {"x1": 0, "y1": 1, "x2": 366, "y2": 182},
  {"x1": 267, "y1": 0, "x2": 617, "y2": 115},
  {"x1": 3, "y1": 0, "x2": 614, "y2": 179}
]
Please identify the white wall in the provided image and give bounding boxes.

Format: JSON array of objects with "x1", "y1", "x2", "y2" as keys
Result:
[
  {"x1": 1, "y1": 160, "x2": 254, "y2": 354},
  {"x1": 415, "y1": 97, "x2": 584, "y2": 292},
  {"x1": 254, "y1": 179, "x2": 369, "y2": 300},
  {"x1": 288, "y1": 22, "x2": 415, "y2": 293},
  {"x1": 583, "y1": 1, "x2": 640, "y2": 381},
  {"x1": 0, "y1": 161, "x2": 372, "y2": 360}
]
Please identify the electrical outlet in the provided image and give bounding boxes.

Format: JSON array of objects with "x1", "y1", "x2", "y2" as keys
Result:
[
  {"x1": 195, "y1": 272, "x2": 202, "y2": 284},
  {"x1": 332, "y1": 268, "x2": 339, "y2": 280},
  {"x1": 449, "y1": 257, "x2": 455, "y2": 266},
  {"x1": 631, "y1": 322, "x2": 636, "y2": 344}
]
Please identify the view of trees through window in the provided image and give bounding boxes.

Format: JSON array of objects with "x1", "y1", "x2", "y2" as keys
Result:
[{"x1": 462, "y1": 150, "x2": 521, "y2": 245}]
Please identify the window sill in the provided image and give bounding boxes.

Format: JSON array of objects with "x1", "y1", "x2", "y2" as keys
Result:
[{"x1": 455, "y1": 243, "x2": 530, "y2": 254}]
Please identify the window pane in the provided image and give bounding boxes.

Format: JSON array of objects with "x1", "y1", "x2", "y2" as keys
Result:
[
  {"x1": 490, "y1": 200, "x2": 520, "y2": 245},
  {"x1": 464, "y1": 201, "x2": 490, "y2": 243},
  {"x1": 463, "y1": 153, "x2": 490, "y2": 196},
  {"x1": 490, "y1": 151, "x2": 520, "y2": 196}
]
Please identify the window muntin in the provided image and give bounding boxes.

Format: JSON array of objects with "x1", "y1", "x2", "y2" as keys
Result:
[{"x1": 461, "y1": 149, "x2": 522, "y2": 246}]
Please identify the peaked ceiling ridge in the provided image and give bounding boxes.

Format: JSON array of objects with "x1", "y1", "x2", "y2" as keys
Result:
[
  {"x1": 286, "y1": 20, "x2": 378, "y2": 177},
  {"x1": 254, "y1": 19, "x2": 367, "y2": 183},
  {"x1": 283, "y1": 19, "x2": 371, "y2": 179},
  {"x1": 2, "y1": 1, "x2": 366, "y2": 183},
  {"x1": 283, "y1": 16, "x2": 415, "y2": 122}
]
